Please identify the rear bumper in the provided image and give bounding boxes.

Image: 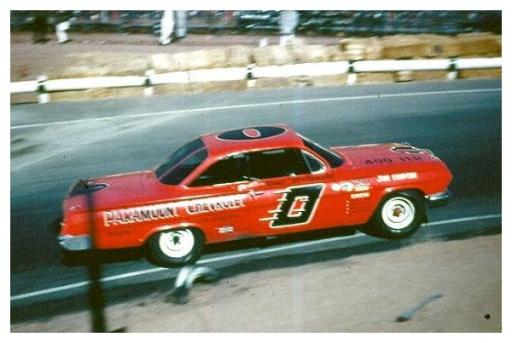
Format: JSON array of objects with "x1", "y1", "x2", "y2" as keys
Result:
[
  {"x1": 58, "y1": 234, "x2": 91, "y2": 251},
  {"x1": 425, "y1": 190, "x2": 452, "y2": 208}
]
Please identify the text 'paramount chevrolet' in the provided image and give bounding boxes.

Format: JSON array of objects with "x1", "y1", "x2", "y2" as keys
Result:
[{"x1": 59, "y1": 125, "x2": 452, "y2": 267}]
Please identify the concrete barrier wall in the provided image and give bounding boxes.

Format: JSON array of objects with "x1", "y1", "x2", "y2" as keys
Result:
[
  {"x1": 339, "y1": 32, "x2": 501, "y2": 60},
  {"x1": 10, "y1": 33, "x2": 501, "y2": 104}
]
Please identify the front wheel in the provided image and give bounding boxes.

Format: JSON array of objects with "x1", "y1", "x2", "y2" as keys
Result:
[
  {"x1": 367, "y1": 192, "x2": 423, "y2": 239},
  {"x1": 146, "y1": 228, "x2": 204, "y2": 268}
]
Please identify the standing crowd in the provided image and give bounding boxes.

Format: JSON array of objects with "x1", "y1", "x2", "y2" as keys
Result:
[{"x1": 31, "y1": 10, "x2": 301, "y2": 46}]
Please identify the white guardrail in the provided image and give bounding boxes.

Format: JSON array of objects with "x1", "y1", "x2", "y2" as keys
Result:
[{"x1": 10, "y1": 57, "x2": 501, "y2": 103}]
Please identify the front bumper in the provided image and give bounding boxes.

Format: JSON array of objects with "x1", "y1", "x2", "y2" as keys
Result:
[
  {"x1": 425, "y1": 190, "x2": 452, "y2": 208},
  {"x1": 58, "y1": 234, "x2": 92, "y2": 251}
]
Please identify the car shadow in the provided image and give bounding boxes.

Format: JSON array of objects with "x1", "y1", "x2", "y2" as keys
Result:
[
  {"x1": 59, "y1": 225, "x2": 359, "y2": 267},
  {"x1": 12, "y1": 225, "x2": 501, "y2": 325}
]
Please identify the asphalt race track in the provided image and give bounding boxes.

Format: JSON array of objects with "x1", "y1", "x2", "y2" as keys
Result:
[{"x1": 10, "y1": 79, "x2": 501, "y2": 321}]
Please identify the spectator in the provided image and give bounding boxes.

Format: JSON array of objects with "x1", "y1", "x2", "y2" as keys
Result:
[
  {"x1": 279, "y1": 10, "x2": 299, "y2": 46},
  {"x1": 55, "y1": 10, "x2": 72, "y2": 44},
  {"x1": 32, "y1": 11, "x2": 49, "y2": 44},
  {"x1": 159, "y1": 10, "x2": 174, "y2": 45},
  {"x1": 174, "y1": 10, "x2": 187, "y2": 41}
]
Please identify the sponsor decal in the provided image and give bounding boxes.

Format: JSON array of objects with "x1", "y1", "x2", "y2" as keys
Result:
[
  {"x1": 391, "y1": 172, "x2": 418, "y2": 181},
  {"x1": 340, "y1": 182, "x2": 354, "y2": 192},
  {"x1": 377, "y1": 172, "x2": 418, "y2": 183},
  {"x1": 103, "y1": 194, "x2": 246, "y2": 227},
  {"x1": 353, "y1": 183, "x2": 370, "y2": 192},
  {"x1": 350, "y1": 192, "x2": 370, "y2": 199},
  {"x1": 331, "y1": 180, "x2": 370, "y2": 193},
  {"x1": 218, "y1": 226, "x2": 234, "y2": 234},
  {"x1": 260, "y1": 184, "x2": 325, "y2": 229},
  {"x1": 331, "y1": 183, "x2": 342, "y2": 192},
  {"x1": 103, "y1": 204, "x2": 178, "y2": 228},
  {"x1": 377, "y1": 175, "x2": 391, "y2": 183},
  {"x1": 185, "y1": 196, "x2": 245, "y2": 215}
]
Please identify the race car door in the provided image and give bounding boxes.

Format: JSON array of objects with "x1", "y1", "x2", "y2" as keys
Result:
[
  {"x1": 185, "y1": 153, "x2": 255, "y2": 241},
  {"x1": 241, "y1": 148, "x2": 333, "y2": 236}
]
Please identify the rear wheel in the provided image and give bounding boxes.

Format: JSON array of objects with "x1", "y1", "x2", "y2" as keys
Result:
[
  {"x1": 146, "y1": 228, "x2": 204, "y2": 268},
  {"x1": 367, "y1": 191, "x2": 423, "y2": 239}
]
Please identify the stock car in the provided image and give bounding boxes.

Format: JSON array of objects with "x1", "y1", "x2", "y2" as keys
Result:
[{"x1": 58, "y1": 125, "x2": 452, "y2": 267}]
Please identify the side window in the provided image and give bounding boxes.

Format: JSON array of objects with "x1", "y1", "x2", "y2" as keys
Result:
[
  {"x1": 190, "y1": 155, "x2": 246, "y2": 187},
  {"x1": 303, "y1": 151, "x2": 325, "y2": 173},
  {"x1": 247, "y1": 149, "x2": 309, "y2": 180},
  {"x1": 160, "y1": 149, "x2": 207, "y2": 185}
]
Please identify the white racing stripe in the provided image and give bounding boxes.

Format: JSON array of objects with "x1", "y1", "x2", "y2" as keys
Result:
[
  {"x1": 10, "y1": 87, "x2": 501, "y2": 130},
  {"x1": 10, "y1": 281, "x2": 89, "y2": 301},
  {"x1": 425, "y1": 213, "x2": 502, "y2": 226},
  {"x1": 10, "y1": 213, "x2": 501, "y2": 302}
]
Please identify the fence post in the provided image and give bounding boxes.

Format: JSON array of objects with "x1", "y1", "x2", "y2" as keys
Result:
[
  {"x1": 144, "y1": 70, "x2": 154, "y2": 97},
  {"x1": 247, "y1": 63, "x2": 256, "y2": 88},
  {"x1": 447, "y1": 58, "x2": 458, "y2": 80},
  {"x1": 347, "y1": 61, "x2": 357, "y2": 85},
  {"x1": 37, "y1": 75, "x2": 50, "y2": 104}
]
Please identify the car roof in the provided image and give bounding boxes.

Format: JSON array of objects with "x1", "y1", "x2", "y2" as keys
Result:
[{"x1": 200, "y1": 124, "x2": 305, "y2": 159}]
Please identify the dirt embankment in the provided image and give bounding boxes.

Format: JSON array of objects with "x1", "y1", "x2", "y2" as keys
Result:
[{"x1": 11, "y1": 233, "x2": 501, "y2": 332}]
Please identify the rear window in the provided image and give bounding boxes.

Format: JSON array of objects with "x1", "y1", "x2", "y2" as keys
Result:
[{"x1": 301, "y1": 137, "x2": 343, "y2": 168}]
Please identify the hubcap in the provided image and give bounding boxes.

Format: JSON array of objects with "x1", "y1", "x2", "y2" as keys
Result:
[
  {"x1": 381, "y1": 197, "x2": 415, "y2": 230},
  {"x1": 158, "y1": 229, "x2": 195, "y2": 258}
]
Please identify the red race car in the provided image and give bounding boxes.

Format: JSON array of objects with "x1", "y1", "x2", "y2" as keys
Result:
[{"x1": 59, "y1": 125, "x2": 452, "y2": 267}]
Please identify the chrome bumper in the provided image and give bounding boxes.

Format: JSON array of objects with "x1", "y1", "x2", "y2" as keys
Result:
[
  {"x1": 58, "y1": 234, "x2": 91, "y2": 251},
  {"x1": 425, "y1": 190, "x2": 452, "y2": 208}
]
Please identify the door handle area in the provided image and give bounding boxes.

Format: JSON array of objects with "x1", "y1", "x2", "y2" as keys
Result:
[{"x1": 249, "y1": 190, "x2": 264, "y2": 198}]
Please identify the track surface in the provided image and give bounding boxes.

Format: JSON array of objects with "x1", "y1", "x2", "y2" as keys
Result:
[{"x1": 10, "y1": 79, "x2": 501, "y2": 318}]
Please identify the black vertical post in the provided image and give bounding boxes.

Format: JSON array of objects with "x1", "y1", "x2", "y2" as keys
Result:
[{"x1": 85, "y1": 185, "x2": 107, "y2": 332}]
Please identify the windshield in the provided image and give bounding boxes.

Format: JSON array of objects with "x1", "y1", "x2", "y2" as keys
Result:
[
  {"x1": 300, "y1": 135, "x2": 343, "y2": 168},
  {"x1": 160, "y1": 148, "x2": 208, "y2": 185},
  {"x1": 154, "y1": 138, "x2": 205, "y2": 178}
]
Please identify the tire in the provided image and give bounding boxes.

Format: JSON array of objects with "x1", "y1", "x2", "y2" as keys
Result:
[
  {"x1": 367, "y1": 191, "x2": 424, "y2": 239},
  {"x1": 146, "y1": 228, "x2": 204, "y2": 268}
]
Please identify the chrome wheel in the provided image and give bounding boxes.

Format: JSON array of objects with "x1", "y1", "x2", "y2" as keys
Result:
[
  {"x1": 381, "y1": 196, "x2": 416, "y2": 230},
  {"x1": 158, "y1": 229, "x2": 195, "y2": 258}
]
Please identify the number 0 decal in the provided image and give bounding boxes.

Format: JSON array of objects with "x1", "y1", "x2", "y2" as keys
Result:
[{"x1": 260, "y1": 184, "x2": 325, "y2": 229}]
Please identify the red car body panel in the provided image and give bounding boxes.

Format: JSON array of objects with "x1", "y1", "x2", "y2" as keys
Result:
[{"x1": 59, "y1": 125, "x2": 452, "y2": 251}]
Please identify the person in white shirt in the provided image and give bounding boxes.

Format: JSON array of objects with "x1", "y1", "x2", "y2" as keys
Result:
[{"x1": 159, "y1": 10, "x2": 175, "y2": 45}]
